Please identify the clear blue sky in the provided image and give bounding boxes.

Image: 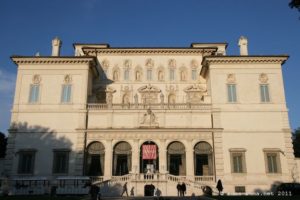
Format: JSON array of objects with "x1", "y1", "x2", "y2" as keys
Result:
[{"x1": 0, "y1": 0, "x2": 299, "y2": 133}]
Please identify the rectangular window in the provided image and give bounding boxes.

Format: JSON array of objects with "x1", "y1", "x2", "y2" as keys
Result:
[
  {"x1": 192, "y1": 69, "x2": 197, "y2": 80},
  {"x1": 235, "y1": 186, "x2": 246, "y2": 193},
  {"x1": 124, "y1": 69, "x2": 129, "y2": 81},
  {"x1": 147, "y1": 69, "x2": 152, "y2": 81},
  {"x1": 230, "y1": 152, "x2": 246, "y2": 173},
  {"x1": 29, "y1": 85, "x2": 40, "y2": 103},
  {"x1": 227, "y1": 84, "x2": 237, "y2": 103},
  {"x1": 260, "y1": 84, "x2": 270, "y2": 102},
  {"x1": 18, "y1": 151, "x2": 35, "y2": 174},
  {"x1": 169, "y1": 69, "x2": 175, "y2": 81},
  {"x1": 61, "y1": 85, "x2": 72, "y2": 103},
  {"x1": 265, "y1": 152, "x2": 280, "y2": 173},
  {"x1": 53, "y1": 150, "x2": 69, "y2": 174}
]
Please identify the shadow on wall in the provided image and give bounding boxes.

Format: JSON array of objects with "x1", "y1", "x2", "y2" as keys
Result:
[
  {"x1": 7, "y1": 121, "x2": 74, "y2": 176},
  {"x1": 98, "y1": 181, "x2": 123, "y2": 197},
  {"x1": 253, "y1": 181, "x2": 283, "y2": 195}
]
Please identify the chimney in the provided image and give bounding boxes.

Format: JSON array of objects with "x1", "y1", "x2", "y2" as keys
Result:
[
  {"x1": 51, "y1": 37, "x2": 62, "y2": 56},
  {"x1": 238, "y1": 36, "x2": 248, "y2": 56}
]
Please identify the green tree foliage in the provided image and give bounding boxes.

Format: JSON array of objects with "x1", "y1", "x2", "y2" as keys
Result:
[
  {"x1": 293, "y1": 128, "x2": 300, "y2": 157},
  {"x1": 290, "y1": 0, "x2": 300, "y2": 11},
  {"x1": 0, "y1": 132, "x2": 7, "y2": 158}
]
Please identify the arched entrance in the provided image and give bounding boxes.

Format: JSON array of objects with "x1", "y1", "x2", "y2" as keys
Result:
[
  {"x1": 113, "y1": 141, "x2": 132, "y2": 176},
  {"x1": 194, "y1": 142, "x2": 213, "y2": 176},
  {"x1": 86, "y1": 142, "x2": 105, "y2": 176},
  {"x1": 140, "y1": 141, "x2": 159, "y2": 173},
  {"x1": 167, "y1": 141, "x2": 186, "y2": 175}
]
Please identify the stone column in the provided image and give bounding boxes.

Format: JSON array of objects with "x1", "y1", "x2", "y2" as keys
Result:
[
  {"x1": 104, "y1": 139, "x2": 112, "y2": 180},
  {"x1": 159, "y1": 140, "x2": 167, "y2": 173},
  {"x1": 186, "y1": 140, "x2": 194, "y2": 178},
  {"x1": 131, "y1": 139, "x2": 140, "y2": 174}
]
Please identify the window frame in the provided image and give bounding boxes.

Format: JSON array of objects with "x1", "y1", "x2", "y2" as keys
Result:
[
  {"x1": 229, "y1": 149, "x2": 247, "y2": 174},
  {"x1": 124, "y1": 69, "x2": 130, "y2": 81},
  {"x1": 264, "y1": 150, "x2": 281, "y2": 174},
  {"x1": 52, "y1": 149, "x2": 70, "y2": 174},
  {"x1": 191, "y1": 69, "x2": 197, "y2": 81},
  {"x1": 227, "y1": 84, "x2": 237, "y2": 103},
  {"x1": 61, "y1": 84, "x2": 72, "y2": 104},
  {"x1": 18, "y1": 150, "x2": 36, "y2": 175},
  {"x1": 28, "y1": 84, "x2": 40, "y2": 104},
  {"x1": 147, "y1": 69, "x2": 152, "y2": 81},
  {"x1": 260, "y1": 84, "x2": 270, "y2": 103},
  {"x1": 169, "y1": 68, "x2": 175, "y2": 81}
]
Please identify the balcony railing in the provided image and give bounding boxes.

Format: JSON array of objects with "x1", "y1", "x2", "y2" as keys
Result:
[{"x1": 87, "y1": 103, "x2": 211, "y2": 110}]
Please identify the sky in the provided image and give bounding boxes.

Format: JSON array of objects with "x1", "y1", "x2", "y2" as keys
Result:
[{"x1": 0, "y1": 0, "x2": 299, "y2": 134}]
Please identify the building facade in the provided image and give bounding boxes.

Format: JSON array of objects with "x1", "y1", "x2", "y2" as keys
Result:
[{"x1": 4, "y1": 37, "x2": 296, "y2": 196}]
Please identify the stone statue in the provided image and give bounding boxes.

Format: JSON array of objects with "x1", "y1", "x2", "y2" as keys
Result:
[
  {"x1": 160, "y1": 93, "x2": 164, "y2": 104},
  {"x1": 158, "y1": 71, "x2": 164, "y2": 81},
  {"x1": 136, "y1": 71, "x2": 141, "y2": 81},
  {"x1": 134, "y1": 94, "x2": 138, "y2": 105},
  {"x1": 106, "y1": 93, "x2": 113, "y2": 105},
  {"x1": 181, "y1": 71, "x2": 186, "y2": 81},
  {"x1": 140, "y1": 108, "x2": 158, "y2": 125},
  {"x1": 113, "y1": 70, "x2": 119, "y2": 81}
]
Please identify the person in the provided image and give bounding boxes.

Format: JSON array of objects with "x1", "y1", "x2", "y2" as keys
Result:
[
  {"x1": 121, "y1": 182, "x2": 128, "y2": 196},
  {"x1": 176, "y1": 182, "x2": 181, "y2": 196},
  {"x1": 90, "y1": 184, "x2": 100, "y2": 200},
  {"x1": 181, "y1": 182, "x2": 186, "y2": 196},
  {"x1": 216, "y1": 179, "x2": 223, "y2": 195},
  {"x1": 130, "y1": 187, "x2": 134, "y2": 196}
]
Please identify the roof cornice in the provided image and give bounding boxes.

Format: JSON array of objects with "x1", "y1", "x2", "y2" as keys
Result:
[
  {"x1": 200, "y1": 55, "x2": 289, "y2": 77},
  {"x1": 82, "y1": 47, "x2": 217, "y2": 56},
  {"x1": 11, "y1": 56, "x2": 97, "y2": 65},
  {"x1": 202, "y1": 55, "x2": 289, "y2": 65}
]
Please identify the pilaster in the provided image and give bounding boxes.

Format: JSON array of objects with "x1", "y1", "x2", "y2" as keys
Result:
[{"x1": 104, "y1": 139, "x2": 112, "y2": 180}]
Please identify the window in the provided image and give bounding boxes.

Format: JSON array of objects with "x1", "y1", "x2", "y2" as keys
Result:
[
  {"x1": 147, "y1": 69, "x2": 152, "y2": 81},
  {"x1": 18, "y1": 150, "x2": 35, "y2": 174},
  {"x1": 29, "y1": 85, "x2": 40, "y2": 103},
  {"x1": 260, "y1": 84, "x2": 270, "y2": 102},
  {"x1": 124, "y1": 69, "x2": 129, "y2": 81},
  {"x1": 265, "y1": 152, "x2": 281, "y2": 173},
  {"x1": 235, "y1": 186, "x2": 246, "y2": 193},
  {"x1": 53, "y1": 150, "x2": 69, "y2": 174},
  {"x1": 169, "y1": 69, "x2": 175, "y2": 81},
  {"x1": 230, "y1": 151, "x2": 246, "y2": 173},
  {"x1": 192, "y1": 69, "x2": 197, "y2": 80},
  {"x1": 227, "y1": 84, "x2": 237, "y2": 103},
  {"x1": 61, "y1": 85, "x2": 72, "y2": 103}
]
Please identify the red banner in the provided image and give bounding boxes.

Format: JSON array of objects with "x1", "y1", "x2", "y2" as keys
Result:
[{"x1": 142, "y1": 145, "x2": 157, "y2": 160}]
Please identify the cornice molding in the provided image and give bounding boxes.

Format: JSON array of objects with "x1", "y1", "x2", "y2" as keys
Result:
[
  {"x1": 82, "y1": 48, "x2": 217, "y2": 56},
  {"x1": 11, "y1": 56, "x2": 97, "y2": 65},
  {"x1": 200, "y1": 55, "x2": 289, "y2": 77},
  {"x1": 202, "y1": 56, "x2": 288, "y2": 65}
]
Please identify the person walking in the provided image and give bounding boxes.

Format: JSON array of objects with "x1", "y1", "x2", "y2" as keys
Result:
[
  {"x1": 216, "y1": 179, "x2": 223, "y2": 195},
  {"x1": 176, "y1": 182, "x2": 181, "y2": 196},
  {"x1": 121, "y1": 182, "x2": 129, "y2": 197},
  {"x1": 181, "y1": 182, "x2": 186, "y2": 196}
]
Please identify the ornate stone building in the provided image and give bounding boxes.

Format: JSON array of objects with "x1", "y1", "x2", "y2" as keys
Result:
[{"x1": 4, "y1": 37, "x2": 295, "y2": 196}]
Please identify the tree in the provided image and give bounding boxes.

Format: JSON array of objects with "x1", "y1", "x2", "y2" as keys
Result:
[
  {"x1": 292, "y1": 128, "x2": 300, "y2": 157},
  {"x1": 289, "y1": 0, "x2": 300, "y2": 11},
  {"x1": 0, "y1": 132, "x2": 7, "y2": 158}
]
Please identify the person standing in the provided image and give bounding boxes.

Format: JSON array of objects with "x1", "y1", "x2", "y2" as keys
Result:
[
  {"x1": 121, "y1": 182, "x2": 128, "y2": 197},
  {"x1": 216, "y1": 179, "x2": 223, "y2": 195},
  {"x1": 181, "y1": 182, "x2": 186, "y2": 196}
]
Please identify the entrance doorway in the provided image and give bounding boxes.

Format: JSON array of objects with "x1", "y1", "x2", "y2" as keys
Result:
[
  {"x1": 144, "y1": 184, "x2": 155, "y2": 196},
  {"x1": 140, "y1": 141, "x2": 159, "y2": 173}
]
